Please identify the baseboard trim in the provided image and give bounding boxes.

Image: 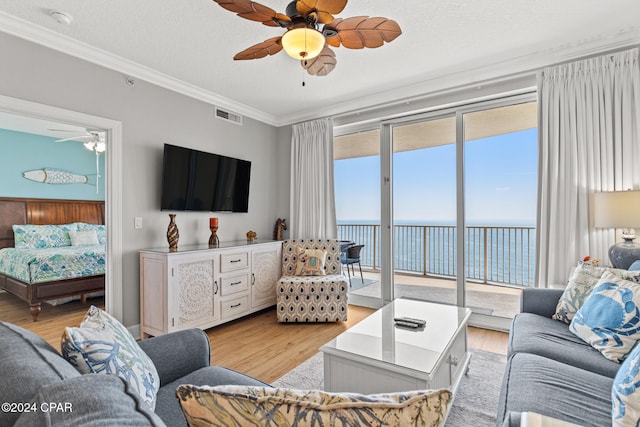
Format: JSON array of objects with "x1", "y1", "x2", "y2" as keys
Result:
[{"x1": 469, "y1": 312, "x2": 511, "y2": 332}]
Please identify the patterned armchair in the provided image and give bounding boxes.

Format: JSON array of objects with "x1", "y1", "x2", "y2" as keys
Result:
[{"x1": 277, "y1": 239, "x2": 348, "y2": 322}]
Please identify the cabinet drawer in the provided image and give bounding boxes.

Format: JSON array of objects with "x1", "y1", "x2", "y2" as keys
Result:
[
  {"x1": 220, "y1": 252, "x2": 249, "y2": 272},
  {"x1": 220, "y1": 274, "x2": 249, "y2": 296},
  {"x1": 221, "y1": 295, "x2": 248, "y2": 319}
]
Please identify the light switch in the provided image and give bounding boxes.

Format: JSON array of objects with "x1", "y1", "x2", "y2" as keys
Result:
[{"x1": 134, "y1": 217, "x2": 143, "y2": 229}]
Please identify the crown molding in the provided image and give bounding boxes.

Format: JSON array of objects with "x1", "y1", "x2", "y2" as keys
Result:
[
  {"x1": 275, "y1": 26, "x2": 640, "y2": 126},
  {"x1": 1, "y1": 11, "x2": 638, "y2": 129},
  {"x1": 0, "y1": 12, "x2": 279, "y2": 126}
]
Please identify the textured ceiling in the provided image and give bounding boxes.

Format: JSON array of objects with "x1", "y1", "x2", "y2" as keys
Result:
[{"x1": 0, "y1": 0, "x2": 639, "y2": 126}]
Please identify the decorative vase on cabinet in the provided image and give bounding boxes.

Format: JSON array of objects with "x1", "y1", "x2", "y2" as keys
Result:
[{"x1": 167, "y1": 214, "x2": 179, "y2": 251}]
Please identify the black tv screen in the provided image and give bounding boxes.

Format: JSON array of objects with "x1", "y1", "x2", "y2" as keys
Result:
[{"x1": 160, "y1": 144, "x2": 251, "y2": 212}]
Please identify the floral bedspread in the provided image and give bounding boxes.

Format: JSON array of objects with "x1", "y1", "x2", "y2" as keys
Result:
[{"x1": 0, "y1": 245, "x2": 105, "y2": 283}]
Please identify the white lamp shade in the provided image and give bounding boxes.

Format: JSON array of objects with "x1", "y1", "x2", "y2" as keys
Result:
[
  {"x1": 281, "y1": 27, "x2": 325, "y2": 60},
  {"x1": 593, "y1": 190, "x2": 640, "y2": 228}
]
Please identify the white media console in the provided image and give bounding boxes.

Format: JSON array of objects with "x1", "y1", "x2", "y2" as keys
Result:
[{"x1": 140, "y1": 240, "x2": 282, "y2": 338}]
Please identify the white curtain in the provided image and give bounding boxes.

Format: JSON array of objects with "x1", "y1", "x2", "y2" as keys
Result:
[
  {"x1": 289, "y1": 118, "x2": 338, "y2": 239},
  {"x1": 537, "y1": 48, "x2": 640, "y2": 287}
]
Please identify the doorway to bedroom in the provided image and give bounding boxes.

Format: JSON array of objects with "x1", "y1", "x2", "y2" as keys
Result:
[{"x1": 0, "y1": 96, "x2": 122, "y2": 347}]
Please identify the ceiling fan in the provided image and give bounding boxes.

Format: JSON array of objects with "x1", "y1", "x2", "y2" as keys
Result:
[
  {"x1": 52, "y1": 130, "x2": 106, "y2": 153},
  {"x1": 211, "y1": 0, "x2": 402, "y2": 78},
  {"x1": 51, "y1": 129, "x2": 106, "y2": 194}
]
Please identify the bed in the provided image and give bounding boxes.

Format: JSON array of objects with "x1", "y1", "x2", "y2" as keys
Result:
[{"x1": 0, "y1": 197, "x2": 105, "y2": 321}]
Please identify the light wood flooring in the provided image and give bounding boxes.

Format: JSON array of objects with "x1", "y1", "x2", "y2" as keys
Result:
[{"x1": 0, "y1": 290, "x2": 508, "y2": 384}]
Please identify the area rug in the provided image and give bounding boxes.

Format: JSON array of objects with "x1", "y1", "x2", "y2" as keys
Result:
[{"x1": 272, "y1": 349, "x2": 507, "y2": 427}]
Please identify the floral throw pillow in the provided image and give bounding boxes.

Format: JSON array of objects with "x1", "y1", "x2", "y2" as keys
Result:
[
  {"x1": 176, "y1": 385, "x2": 452, "y2": 427},
  {"x1": 294, "y1": 248, "x2": 328, "y2": 276},
  {"x1": 61, "y1": 306, "x2": 160, "y2": 410},
  {"x1": 13, "y1": 223, "x2": 77, "y2": 249},
  {"x1": 553, "y1": 263, "x2": 640, "y2": 324},
  {"x1": 570, "y1": 272, "x2": 640, "y2": 362},
  {"x1": 612, "y1": 342, "x2": 640, "y2": 426}
]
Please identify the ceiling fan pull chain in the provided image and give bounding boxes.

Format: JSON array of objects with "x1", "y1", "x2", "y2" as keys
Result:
[{"x1": 302, "y1": 62, "x2": 306, "y2": 87}]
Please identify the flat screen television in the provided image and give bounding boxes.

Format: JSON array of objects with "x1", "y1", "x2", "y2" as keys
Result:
[{"x1": 160, "y1": 143, "x2": 251, "y2": 212}]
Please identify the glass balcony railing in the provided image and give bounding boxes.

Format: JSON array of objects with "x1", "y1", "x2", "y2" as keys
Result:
[{"x1": 338, "y1": 224, "x2": 536, "y2": 287}]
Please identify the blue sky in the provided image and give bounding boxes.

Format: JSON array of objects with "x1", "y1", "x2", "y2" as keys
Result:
[{"x1": 334, "y1": 128, "x2": 538, "y2": 226}]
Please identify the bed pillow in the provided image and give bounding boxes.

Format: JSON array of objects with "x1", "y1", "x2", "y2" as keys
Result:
[
  {"x1": 612, "y1": 342, "x2": 640, "y2": 426},
  {"x1": 553, "y1": 263, "x2": 640, "y2": 324},
  {"x1": 570, "y1": 272, "x2": 640, "y2": 362},
  {"x1": 294, "y1": 248, "x2": 328, "y2": 276},
  {"x1": 176, "y1": 385, "x2": 451, "y2": 427},
  {"x1": 69, "y1": 230, "x2": 100, "y2": 246},
  {"x1": 61, "y1": 306, "x2": 160, "y2": 411},
  {"x1": 13, "y1": 223, "x2": 77, "y2": 249},
  {"x1": 75, "y1": 223, "x2": 106, "y2": 245}
]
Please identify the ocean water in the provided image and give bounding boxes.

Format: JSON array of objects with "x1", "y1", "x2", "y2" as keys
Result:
[{"x1": 338, "y1": 221, "x2": 536, "y2": 287}]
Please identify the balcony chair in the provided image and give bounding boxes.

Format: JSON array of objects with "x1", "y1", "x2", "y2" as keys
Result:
[
  {"x1": 276, "y1": 239, "x2": 348, "y2": 322},
  {"x1": 341, "y1": 244, "x2": 365, "y2": 286}
]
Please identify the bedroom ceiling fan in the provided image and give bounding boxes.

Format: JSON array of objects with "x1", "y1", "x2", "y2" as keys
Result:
[
  {"x1": 51, "y1": 129, "x2": 105, "y2": 194},
  {"x1": 53, "y1": 130, "x2": 106, "y2": 153},
  {"x1": 211, "y1": 0, "x2": 402, "y2": 78}
]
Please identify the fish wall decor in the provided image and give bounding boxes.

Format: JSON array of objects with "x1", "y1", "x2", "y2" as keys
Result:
[{"x1": 23, "y1": 168, "x2": 90, "y2": 185}]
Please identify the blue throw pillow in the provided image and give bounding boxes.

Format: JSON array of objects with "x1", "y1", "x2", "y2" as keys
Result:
[
  {"x1": 613, "y1": 343, "x2": 640, "y2": 426},
  {"x1": 629, "y1": 260, "x2": 640, "y2": 271},
  {"x1": 61, "y1": 306, "x2": 160, "y2": 410},
  {"x1": 570, "y1": 271, "x2": 640, "y2": 362},
  {"x1": 553, "y1": 264, "x2": 639, "y2": 324}
]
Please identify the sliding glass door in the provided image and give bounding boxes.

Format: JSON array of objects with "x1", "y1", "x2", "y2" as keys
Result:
[
  {"x1": 334, "y1": 129, "x2": 383, "y2": 306},
  {"x1": 333, "y1": 93, "x2": 538, "y2": 322},
  {"x1": 462, "y1": 102, "x2": 538, "y2": 319},
  {"x1": 391, "y1": 115, "x2": 459, "y2": 306}
]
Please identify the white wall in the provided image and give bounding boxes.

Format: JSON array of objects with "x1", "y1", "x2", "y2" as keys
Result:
[{"x1": 0, "y1": 32, "x2": 290, "y2": 327}]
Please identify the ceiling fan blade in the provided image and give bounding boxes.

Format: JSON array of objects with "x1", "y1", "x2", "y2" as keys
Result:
[
  {"x1": 233, "y1": 37, "x2": 284, "y2": 60},
  {"x1": 301, "y1": 46, "x2": 337, "y2": 76},
  {"x1": 325, "y1": 16, "x2": 402, "y2": 49},
  {"x1": 296, "y1": 0, "x2": 347, "y2": 24},
  {"x1": 56, "y1": 135, "x2": 91, "y2": 142},
  {"x1": 212, "y1": 0, "x2": 290, "y2": 27}
]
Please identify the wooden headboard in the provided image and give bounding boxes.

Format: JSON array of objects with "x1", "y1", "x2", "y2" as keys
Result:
[{"x1": 0, "y1": 197, "x2": 105, "y2": 249}]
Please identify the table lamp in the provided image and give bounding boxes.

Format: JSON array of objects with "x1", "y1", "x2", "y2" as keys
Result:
[{"x1": 593, "y1": 190, "x2": 640, "y2": 269}]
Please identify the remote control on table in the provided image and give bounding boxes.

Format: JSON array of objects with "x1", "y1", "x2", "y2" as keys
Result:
[
  {"x1": 394, "y1": 317, "x2": 426, "y2": 326},
  {"x1": 394, "y1": 320, "x2": 421, "y2": 328}
]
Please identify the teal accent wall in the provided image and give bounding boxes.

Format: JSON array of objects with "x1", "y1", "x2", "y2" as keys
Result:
[{"x1": 0, "y1": 128, "x2": 105, "y2": 200}]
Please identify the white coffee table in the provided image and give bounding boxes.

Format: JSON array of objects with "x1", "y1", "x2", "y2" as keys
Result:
[{"x1": 320, "y1": 298, "x2": 472, "y2": 394}]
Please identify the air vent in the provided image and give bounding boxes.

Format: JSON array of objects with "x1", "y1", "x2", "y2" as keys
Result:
[{"x1": 215, "y1": 107, "x2": 243, "y2": 125}]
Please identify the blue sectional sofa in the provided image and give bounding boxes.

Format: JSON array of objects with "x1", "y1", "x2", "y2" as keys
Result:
[{"x1": 496, "y1": 288, "x2": 617, "y2": 426}]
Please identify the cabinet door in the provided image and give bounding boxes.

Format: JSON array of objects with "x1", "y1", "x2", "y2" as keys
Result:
[
  {"x1": 251, "y1": 244, "x2": 282, "y2": 309},
  {"x1": 169, "y1": 253, "x2": 219, "y2": 330}
]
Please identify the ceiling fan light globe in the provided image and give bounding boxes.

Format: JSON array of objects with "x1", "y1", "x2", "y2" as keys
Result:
[{"x1": 281, "y1": 27, "x2": 324, "y2": 60}]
